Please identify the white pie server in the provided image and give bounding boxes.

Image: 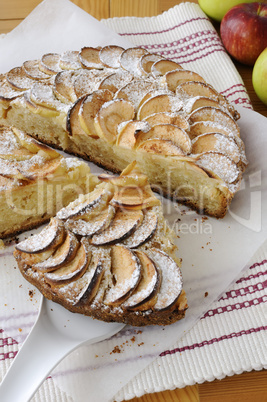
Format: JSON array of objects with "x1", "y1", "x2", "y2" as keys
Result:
[{"x1": 0, "y1": 295, "x2": 125, "y2": 402}]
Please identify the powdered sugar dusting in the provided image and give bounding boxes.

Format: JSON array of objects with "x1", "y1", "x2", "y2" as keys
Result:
[{"x1": 196, "y1": 152, "x2": 239, "y2": 184}]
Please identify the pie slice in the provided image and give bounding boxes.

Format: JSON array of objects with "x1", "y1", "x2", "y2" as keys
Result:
[
  {"x1": 14, "y1": 162, "x2": 187, "y2": 326},
  {"x1": 0, "y1": 125, "x2": 99, "y2": 238}
]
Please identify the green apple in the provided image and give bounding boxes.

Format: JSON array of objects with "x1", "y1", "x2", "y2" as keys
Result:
[
  {"x1": 252, "y1": 48, "x2": 267, "y2": 106},
  {"x1": 198, "y1": 0, "x2": 255, "y2": 22}
]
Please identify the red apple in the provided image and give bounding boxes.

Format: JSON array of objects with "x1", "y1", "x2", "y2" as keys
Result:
[{"x1": 220, "y1": 2, "x2": 267, "y2": 66}]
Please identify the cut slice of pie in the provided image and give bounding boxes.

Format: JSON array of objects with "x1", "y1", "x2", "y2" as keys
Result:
[
  {"x1": 14, "y1": 162, "x2": 187, "y2": 326},
  {"x1": 0, "y1": 125, "x2": 99, "y2": 238}
]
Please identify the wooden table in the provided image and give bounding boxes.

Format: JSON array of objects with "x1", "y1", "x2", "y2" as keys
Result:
[{"x1": 0, "y1": 1, "x2": 266, "y2": 401}]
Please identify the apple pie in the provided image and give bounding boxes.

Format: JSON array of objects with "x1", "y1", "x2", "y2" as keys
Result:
[
  {"x1": 0, "y1": 46, "x2": 247, "y2": 218},
  {"x1": 0, "y1": 125, "x2": 99, "y2": 238},
  {"x1": 14, "y1": 162, "x2": 187, "y2": 326}
]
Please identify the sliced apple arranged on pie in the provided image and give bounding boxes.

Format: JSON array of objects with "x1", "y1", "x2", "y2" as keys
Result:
[{"x1": 14, "y1": 161, "x2": 187, "y2": 326}]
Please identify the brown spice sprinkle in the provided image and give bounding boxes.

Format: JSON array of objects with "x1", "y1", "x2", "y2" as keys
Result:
[
  {"x1": 110, "y1": 345, "x2": 121, "y2": 354},
  {"x1": 29, "y1": 290, "x2": 34, "y2": 298},
  {"x1": 205, "y1": 291, "x2": 209, "y2": 298}
]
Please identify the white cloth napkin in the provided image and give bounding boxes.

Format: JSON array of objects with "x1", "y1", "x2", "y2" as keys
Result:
[{"x1": 0, "y1": 2, "x2": 266, "y2": 402}]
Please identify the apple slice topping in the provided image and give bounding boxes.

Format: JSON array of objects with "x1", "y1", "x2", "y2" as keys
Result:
[
  {"x1": 147, "y1": 248, "x2": 183, "y2": 312},
  {"x1": 188, "y1": 122, "x2": 247, "y2": 167},
  {"x1": 116, "y1": 79, "x2": 158, "y2": 111},
  {"x1": 73, "y1": 254, "x2": 105, "y2": 305},
  {"x1": 66, "y1": 95, "x2": 86, "y2": 136},
  {"x1": 189, "y1": 121, "x2": 236, "y2": 139},
  {"x1": 139, "y1": 53, "x2": 165, "y2": 74},
  {"x1": 0, "y1": 126, "x2": 34, "y2": 161},
  {"x1": 0, "y1": 126, "x2": 20, "y2": 155},
  {"x1": 12, "y1": 127, "x2": 59, "y2": 160},
  {"x1": 39, "y1": 53, "x2": 62, "y2": 75},
  {"x1": 137, "y1": 138, "x2": 185, "y2": 156},
  {"x1": 104, "y1": 245, "x2": 142, "y2": 306},
  {"x1": 79, "y1": 47, "x2": 104, "y2": 70},
  {"x1": 55, "y1": 250, "x2": 105, "y2": 306},
  {"x1": 188, "y1": 106, "x2": 240, "y2": 138},
  {"x1": 0, "y1": 75, "x2": 23, "y2": 103},
  {"x1": 91, "y1": 209, "x2": 143, "y2": 246},
  {"x1": 144, "y1": 112, "x2": 189, "y2": 130},
  {"x1": 53, "y1": 70, "x2": 77, "y2": 104},
  {"x1": 136, "y1": 124, "x2": 192, "y2": 154},
  {"x1": 99, "y1": 45, "x2": 125, "y2": 68},
  {"x1": 16, "y1": 248, "x2": 55, "y2": 267},
  {"x1": 94, "y1": 98, "x2": 135, "y2": 143},
  {"x1": 164, "y1": 69, "x2": 205, "y2": 92},
  {"x1": 34, "y1": 230, "x2": 79, "y2": 272},
  {"x1": 137, "y1": 93, "x2": 183, "y2": 120},
  {"x1": 24, "y1": 91, "x2": 60, "y2": 118},
  {"x1": 110, "y1": 183, "x2": 160, "y2": 210},
  {"x1": 44, "y1": 238, "x2": 91, "y2": 285},
  {"x1": 23, "y1": 60, "x2": 50, "y2": 80},
  {"x1": 123, "y1": 250, "x2": 161, "y2": 311},
  {"x1": 16, "y1": 218, "x2": 65, "y2": 254},
  {"x1": 30, "y1": 82, "x2": 65, "y2": 111},
  {"x1": 176, "y1": 81, "x2": 219, "y2": 100},
  {"x1": 57, "y1": 186, "x2": 111, "y2": 220},
  {"x1": 196, "y1": 152, "x2": 240, "y2": 184},
  {"x1": 98, "y1": 171, "x2": 148, "y2": 188},
  {"x1": 191, "y1": 133, "x2": 240, "y2": 163},
  {"x1": 19, "y1": 157, "x2": 64, "y2": 180},
  {"x1": 151, "y1": 60, "x2": 182, "y2": 78},
  {"x1": 6, "y1": 67, "x2": 36, "y2": 91},
  {"x1": 66, "y1": 205, "x2": 116, "y2": 237},
  {"x1": 122, "y1": 210, "x2": 158, "y2": 248},
  {"x1": 110, "y1": 186, "x2": 146, "y2": 208},
  {"x1": 79, "y1": 90, "x2": 114, "y2": 138},
  {"x1": 59, "y1": 50, "x2": 81, "y2": 70},
  {"x1": 116, "y1": 120, "x2": 150, "y2": 149},
  {"x1": 185, "y1": 96, "x2": 219, "y2": 113},
  {"x1": 120, "y1": 47, "x2": 148, "y2": 75},
  {"x1": 73, "y1": 69, "x2": 110, "y2": 98},
  {"x1": 99, "y1": 71, "x2": 133, "y2": 93}
]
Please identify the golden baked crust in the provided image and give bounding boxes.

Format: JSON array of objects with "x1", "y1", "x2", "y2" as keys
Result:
[
  {"x1": 0, "y1": 125, "x2": 99, "y2": 238},
  {"x1": 14, "y1": 163, "x2": 188, "y2": 326},
  {"x1": 0, "y1": 46, "x2": 247, "y2": 218}
]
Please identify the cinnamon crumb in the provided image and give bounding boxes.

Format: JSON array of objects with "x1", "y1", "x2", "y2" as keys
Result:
[
  {"x1": 110, "y1": 345, "x2": 121, "y2": 354},
  {"x1": 138, "y1": 342, "x2": 144, "y2": 347},
  {"x1": 204, "y1": 292, "x2": 208, "y2": 298},
  {"x1": 18, "y1": 328, "x2": 22, "y2": 332},
  {"x1": 131, "y1": 336, "x2": 136, "y2": 343}
]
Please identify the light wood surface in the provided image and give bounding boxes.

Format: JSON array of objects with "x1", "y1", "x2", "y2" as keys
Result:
[{"x1": 0, "y1": 1, "x2": 266, "y2": 401}]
